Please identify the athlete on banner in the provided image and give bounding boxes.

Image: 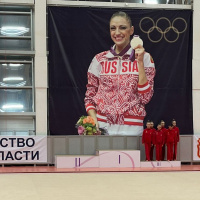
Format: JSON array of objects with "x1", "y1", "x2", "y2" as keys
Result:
[{"x1": 85, "y1": 11, "x2": 155, "y2": 135}]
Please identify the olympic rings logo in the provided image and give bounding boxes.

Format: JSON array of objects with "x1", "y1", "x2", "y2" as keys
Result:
[{"x1": 139, "y1": 17, "x2": 187, "y2": 43}]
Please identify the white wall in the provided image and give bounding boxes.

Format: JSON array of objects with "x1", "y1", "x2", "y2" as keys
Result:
[
  {"x1": 35, "y1": 0, "x2": 48, "y2": 135},
  {"x1": 193, "y1": 0, "x2": 200, "y2": 134}
]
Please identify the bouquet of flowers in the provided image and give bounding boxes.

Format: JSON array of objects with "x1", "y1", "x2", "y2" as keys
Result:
[{"x1": 76, "y1": 116, "x2": 101, "y2": 135}]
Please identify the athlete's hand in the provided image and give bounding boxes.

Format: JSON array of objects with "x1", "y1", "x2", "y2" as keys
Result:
[
  {"x1": 94, "y1": 119, "x2": 99, "y2": 131},
  {"x1": 87, "y1": 109, "x2": 99, "y2": 130},
  {"x1": 134, "y1": 44, "x2": 145, "y2": 63}
]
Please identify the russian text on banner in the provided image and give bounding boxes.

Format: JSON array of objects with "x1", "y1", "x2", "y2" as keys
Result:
[{"x1": 0, "y1": 136, "x2": 47, "y2": 163}]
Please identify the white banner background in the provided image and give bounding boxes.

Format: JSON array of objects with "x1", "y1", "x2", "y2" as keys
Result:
[
  {"x1": 193, "y1": 135, "x2": 200, "y2": 161},
  {"x1": 0, "y1": 136, "x2": 47, "y2": 163}
]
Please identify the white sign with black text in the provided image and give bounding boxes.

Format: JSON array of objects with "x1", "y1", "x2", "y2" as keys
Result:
[{"x1": 0, "y1": 136, "x2": 47, "y2": 163}]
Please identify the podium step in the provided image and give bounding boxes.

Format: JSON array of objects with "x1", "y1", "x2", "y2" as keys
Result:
[
  {"x1": 140, "y1": 161, "x2": 181, "y2": 168},
  {"x1": 55, "y1": 155, "x2": 99, "y2": 168},
  {"x1": 98, "y1": 150, "x2": 140, "y2": 168},
  {"x1": 55, "y1": 150, "x2": 140, "y2": 168},
  {"x1": 55, "y1": 150, "x2": 181, "y2": 169}
]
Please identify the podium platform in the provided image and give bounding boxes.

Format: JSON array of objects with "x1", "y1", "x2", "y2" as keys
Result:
[
  {"x1": 55, "y1": 150, "x2": 181, "y2": 169},
  {"x1": 55, "y1": 150, "x2": 140, "y2": 168},
  {"x1": 140, "y1": 161, "x2": 181, "y2": 168}
]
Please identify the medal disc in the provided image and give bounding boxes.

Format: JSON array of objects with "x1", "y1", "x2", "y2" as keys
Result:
[{"x1": 131, "y1": 35, "x2": 143, "y2": 49}]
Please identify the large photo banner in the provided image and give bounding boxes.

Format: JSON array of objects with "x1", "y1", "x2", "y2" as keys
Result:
[
  {"x1": 0, "y1": 136, "x2": 47, "y2": 163},
  {"x1": 48, "y1": 7, "x2": 193, "y2": 135}
]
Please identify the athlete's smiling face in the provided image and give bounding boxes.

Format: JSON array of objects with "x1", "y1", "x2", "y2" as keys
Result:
[{"x1": 110, "y1": 16, "x2": 134, "y2": 52}]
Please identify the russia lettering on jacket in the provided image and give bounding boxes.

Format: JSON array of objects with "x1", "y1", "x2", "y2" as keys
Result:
[{"x1": 100, "y1": 60, "x2": 138, "y2": 75}]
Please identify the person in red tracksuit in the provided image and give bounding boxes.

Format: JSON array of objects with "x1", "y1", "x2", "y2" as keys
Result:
[
  {"x1": 172, "y1": 119, "x2": 180, "y2": 160},
  {"x1": 154, "y1": 124, "x2": 164, "y2": 161},
  {"x1": 150, "y1": 121, "x2": 156, "y2": 161},
  {"x1": 142, "y1": 121, "x2": 153, "y2": 161},
  {"x1": 166, "y1": 124, "x2": 175, "y2": 161},
  {"x1": 160, "y1": 120, "x2": 167, "y2": 160}
]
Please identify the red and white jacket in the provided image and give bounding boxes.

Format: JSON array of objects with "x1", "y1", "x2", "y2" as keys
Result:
[{"x1": 84, "y1": 45, "x2": 155, "y2": 126}]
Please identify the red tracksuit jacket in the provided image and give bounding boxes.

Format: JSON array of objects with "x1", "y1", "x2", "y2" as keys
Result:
[
  {"x1": 173, "y1": 126, "x2": 180, "y2": 143},
  {"x1": 151, "y1": 128, "x2": 156, "y2": 144},
  {"x1": 142, "y1": 128, "x2": 153, "y2": 144},
  {"x1": 154, "y1": 130, "x2": 164, "y2": 145},
  {"x1": 166, "y1": 129, "x2": 175, "y2": 143},
  {"x1": 85, "y1": 44, "x2": 155, "y2": 126},
  {"x1": 161, "y1": 127, "x2": 167, "y2": 143}
]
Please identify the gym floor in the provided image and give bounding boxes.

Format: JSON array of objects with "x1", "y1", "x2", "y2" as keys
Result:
[{"x1": 0, "y1": 165, "x2": 200, "y2": 200}]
